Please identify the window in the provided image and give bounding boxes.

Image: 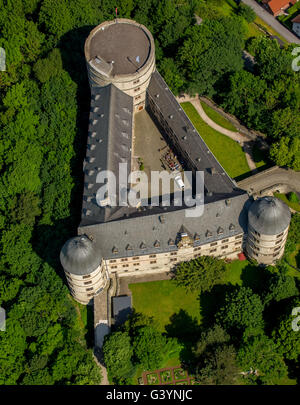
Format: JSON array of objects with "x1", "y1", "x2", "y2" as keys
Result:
[
  {"x1": 149, "y1": 254, "x2": 156, "y2": 258},
  {"x1": 210, "y1": 242, "x2": 217, "y2": 247},
  {"x1": 133, "y1": 79, "x2": 140, "y2": 84},
  {"x1": 110, "y1": 259, "x2": 116, "y2": 263},
  {"x1": 221, "y1": 245, "x2": 228, "y2": 250},
  {"x1": 134, "y1": 87, "x2": 141, "y2": 92},
  {"x1": 84, "y1": 281, "x2": 92, "y2": 285},
  {"x1": 235, "y1": 235, "x2": 243, "y2": 239},
  {"x1": 222, "y1": 239, "x2": 229, "y2": 243},
  {"x1": 194, "y1": 253, "x2": 201, "y2": 258},
  {"x1": 273, "y1": 252, "x2": 279, "y2": 257},
  {"x1": 122, "y1": 264, "x2": 129, "y2": 268},
  {"x1": 133, "y1": 256, "x2": 140, "y2": 260},
  {"x1": 275, "y1": 239, "x2": 282, "y2": 245},
  {"x1": 87, "y1": 293, "x2": 94, "y2": 297},
  {"x1": 150, "y1": 260, "x2": 157, "y2": 264},
  {"x1": 170, "y1": 252, "x2": 177, "y2": 256},
  {"x1": 194, "y1": 247, "x2": 201, "y2": 252},
  {"x1": 235, "y1": 242, "x2": 241, "y2": 246},
  {"x1": 274, "y1": 246, "x2": 281, "y2": 252},
  {"x1": 111, "y1": 265, "x2": 117, "y2": 269},
  {"x1": 135, "y1": 95, "x2": 141, "y2": 100},
  {"x1": 121, "y1": 258, "x2": 128, "y2": 262},
  {"x1": 135, "y1": 263, "x2": 140, "y2": 266},
  {"x1": 209, "y1": 248, "x2": 217, "y2": 253},
  {"x1": 170, "y1": 258, "x2": 177, "y2": 262},
  {"x1": 277, "y1": 232, "x2": 284, "y2": 238},
  {"x1": 86, "y1": 287, "x2": 93, "y2": 292}
]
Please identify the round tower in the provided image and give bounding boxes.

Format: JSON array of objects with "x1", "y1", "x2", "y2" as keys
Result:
[
  {"x1": 60, "y1": 235, "x2": 107, "y2": 304},
  {"x1": 84, "y1": 18, "x2": 155, "y2": 111},
  {"x1": 246, "y1": 196, "x2": 291, "y2": 265}
]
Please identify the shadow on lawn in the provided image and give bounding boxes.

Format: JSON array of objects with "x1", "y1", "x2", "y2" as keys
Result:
[{"x1": 165, "y1": 309, "x2": 201, "y2": 370}]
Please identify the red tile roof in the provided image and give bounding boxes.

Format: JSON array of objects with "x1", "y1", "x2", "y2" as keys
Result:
[{"x1": 267, "y1": 0, "x2": 294, "y2": 14}]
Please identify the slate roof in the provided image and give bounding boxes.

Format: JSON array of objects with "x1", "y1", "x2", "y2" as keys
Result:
[
  {"x1": 248, "y1": 196, "x2": 291, "y2": 235},
  {"x1": 112, "y1": 296, "x2": 132, "y2": 326},
  {"x1": 81, "y1": 84, "x2": 133, "y2": 225},
  {"x1": 60, "y1": 235, "x2": 102, "y2": 275},
  {"x1": 146, "y1": 71, "x2": 238, "y2": 196},
  {"x1": 78, "y1": 193, "x2": 250, "y2": 260}
]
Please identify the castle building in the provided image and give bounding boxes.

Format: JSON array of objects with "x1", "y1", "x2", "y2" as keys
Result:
[{"x1": 60, "y1": 19, "x2": 291, "y2": 305}]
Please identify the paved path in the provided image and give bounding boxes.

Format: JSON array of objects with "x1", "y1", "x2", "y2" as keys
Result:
[
  {"x1": 238, "y1": 166, "x2": 300, "y2": 194},
  {"x1": 242, "y1": 0, "x2": 300, "y2": 44},
  {"x1": 177, "y1": 94, "x2": 257, "y2": 172}
]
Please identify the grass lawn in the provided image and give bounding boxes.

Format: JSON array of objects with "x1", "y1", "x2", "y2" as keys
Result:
[
  {"x1": 129, "y1": 279, "x2": 201, "y2": 333},
  {"x1": 181, "y1": 102, "x2": 250, "y2": 179},
  {"x1": 129, "y1": 260, "x2": 255, "y2": 334},
  {"x1": 274, "y1": 193, "x2": 300, "y2": 212},
  {"x1": 200, "y1": 101, "x2": 238, "y2": 132}
]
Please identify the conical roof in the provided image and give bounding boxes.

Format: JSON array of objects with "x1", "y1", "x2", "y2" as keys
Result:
[
  {"x1": 248, "y1": 197, "x2": 291, "y2": 236},
  {"x1": 60, "y1": 235, "x2": 102, "y2": 276}
]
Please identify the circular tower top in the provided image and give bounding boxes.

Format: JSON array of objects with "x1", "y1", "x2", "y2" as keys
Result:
[
  {"x1": 248, "y1": 196, "x2": 291, "y2": 236},
  {"x1": 60, "y1": 235, "x2": 102, "y2": 276},
  {"x1": 84, "y1": 18, "x2": 154, "y2": 76}
]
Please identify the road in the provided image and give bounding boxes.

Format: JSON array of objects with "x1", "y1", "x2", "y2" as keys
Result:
[
  {"x1": 242, "y1": 0, "x2": 300, "y2": 44},
  {"x1": 238, "y1": 166, "x2": 300, "y2": 194}
]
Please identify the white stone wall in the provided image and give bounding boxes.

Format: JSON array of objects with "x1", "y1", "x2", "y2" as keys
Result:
[
  {"x1": 85, "y1": 19, "x2": 156, "y2": 109},
  {"x1": 105, "y1": 233, "x2": 244, "y2": 277},
  {"x1": 246, "y1": 224, "x2": 289, "y2": 265},
  {"x1": 64, "y1": 262, "x2": 108, "y2": 304}
]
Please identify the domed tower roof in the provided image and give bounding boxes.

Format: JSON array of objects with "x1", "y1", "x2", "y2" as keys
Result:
[
  {"x1": 60, "y1": 235, "x2": 102, "y2": 276},
  {"x1": 248, "y1": 196, "x2": 291, "y2": 236}
]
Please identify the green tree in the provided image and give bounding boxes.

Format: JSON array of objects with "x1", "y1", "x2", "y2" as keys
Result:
[
  {"x1": 133, "y1": 325, "x2": 179, "y2": 370},
  {"x1": 264, "y1": 271, "x2": 298, "y2": 305},
  {"x1": 174, "y1": 255, "x2": 226, "y2": 293},
  {"x1": 237, "y1": 4, "x2": 256, "y2": 23},
  {"x1": 216, "y1": 287, "x2": 264, "y2": 336},
  {"x1": 272, "y1": 299, "x2": 300, "y2": 361},
  {"x1": 103, "y1": 331, "x2": 134, "y2": 380},
  {"x1": 238, "y1": 334, "x2": 288, "y2": 384},
  {"x1": 196, "y1": 344, "x2": 239, "y2": 385}
]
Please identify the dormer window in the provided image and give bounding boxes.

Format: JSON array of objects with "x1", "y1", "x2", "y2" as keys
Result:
[
  {"x1": 154, "y1": 240, "x2": 160, "y2": 248},
  {"x1": 206, "y1": 230, "x2": 212, "y2": 238},
  {"x1": 112, "y1": 246, "x2": 118, "y2": 254},
  {"x1": 140, "y1": 242, "x2": 146, "y2": 249},
  {"x1": 217, "y1": 227, "x2": 224, "y2": 235}
]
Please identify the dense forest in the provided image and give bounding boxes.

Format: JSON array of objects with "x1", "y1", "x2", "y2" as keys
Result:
[{"x1": 0, "y1": 0, "x2": 299, "y2": 385}]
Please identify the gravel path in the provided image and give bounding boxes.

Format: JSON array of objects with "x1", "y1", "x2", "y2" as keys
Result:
[{"x1": 177, "y1": 94, "x2": 257, "y2": 172}]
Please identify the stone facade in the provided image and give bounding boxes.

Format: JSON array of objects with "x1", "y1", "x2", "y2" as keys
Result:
[
  {"x1": 84, "y1": 19, "x2": 156, "y2": 111},
  {"x1": 106, "y1": 232, "x2": 244, "y2": 277},
  {"x1": 246, "y1": 224, "x2": 289, "y2": 265},
  {"x1": 65, "y1": 261, "x2": 108, "y2": 305}
]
